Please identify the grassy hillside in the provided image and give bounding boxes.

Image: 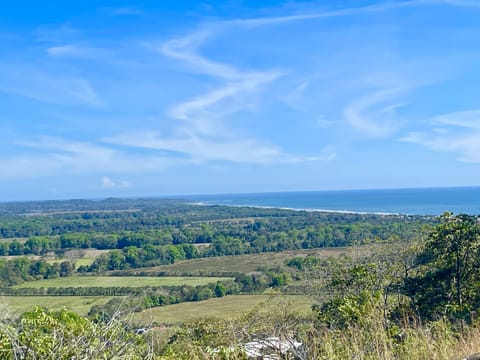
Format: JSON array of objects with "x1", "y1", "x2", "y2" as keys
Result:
[
  {"x1": 129, "y1": 294, "x2": 312, "y2": 325},
  {"x1": 113, "y1": 247, "x2": 360, "y2": 276}
]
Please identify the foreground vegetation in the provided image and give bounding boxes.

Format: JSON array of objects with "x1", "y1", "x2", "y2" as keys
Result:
[{"x1": 2, "y1": 295, "x2": 480, "y2": 359}]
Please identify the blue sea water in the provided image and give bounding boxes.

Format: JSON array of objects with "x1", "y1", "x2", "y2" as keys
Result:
[{"x1": 183, "y1": 187, "x2": 480, "y2": 216}]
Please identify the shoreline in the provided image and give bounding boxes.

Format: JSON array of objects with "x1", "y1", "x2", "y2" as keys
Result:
[
  {"x1": 178, "y1": 187, "x2": 480, "y2": 217},
  {"x1": 188, "y1": 201, "x2": 409, "y2": 217}
]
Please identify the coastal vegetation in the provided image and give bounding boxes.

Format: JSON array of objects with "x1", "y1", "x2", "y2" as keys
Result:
[{"x1": 0, "y1": 199, "x2": 479, "y2": 358}]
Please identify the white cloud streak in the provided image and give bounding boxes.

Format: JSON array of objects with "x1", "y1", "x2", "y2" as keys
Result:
[
  {"x1": 226, "y1": 2, "x2": 406, "y2": 27},
  {"x1": 419, "y1": 0, "x2": 480, "y2": 7},
  {"x1": 47, "y1": 44, "x2": 102, "y2": 59},
  {"x1": 0, "y1": 137, "x2": 179, "y2": 180},
  {"x1": 432, "y1": 110, "x2": 480, "y2": 129},
  {"x1": 224, "y1": 0, "x2": 480, "y2": 28},
  {"x1": 101, "y1": 176, "x2": 131, "y2": 189},
  {"x1": 104, "y1": 131, "x2": 334, "y2": 165},
  {"x1": 344, "y1": 88, "x2": 407, "y2": 138},
  {"x1": 0, "y1": 63, "x2": 102, "y2": 106},
  {"x1": 160, "y1": 31, "x2": 247, "y2": 79},
  {"x1": 105, "y1": 6, "x2": 144, "y2": 16},
  {"x1": 401, "y1": 109, "x2": 480, "y2": 163}
]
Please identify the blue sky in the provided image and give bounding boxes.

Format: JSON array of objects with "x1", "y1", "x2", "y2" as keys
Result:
[{"x1": 1, "y1": 0, "x2": 480, "y2": 201}]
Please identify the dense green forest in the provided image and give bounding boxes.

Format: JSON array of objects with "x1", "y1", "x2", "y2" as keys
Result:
[
  {"x1": 0, "y1": 198, "x2": 432, "y2": 285},
  {"x1": 1, "y1": 198, "x2": 480, "y2": 359}
]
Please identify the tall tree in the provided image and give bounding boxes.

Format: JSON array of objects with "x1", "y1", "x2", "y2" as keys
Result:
[{"x1": 405, "y1": 213, "x2": 480, "y2": 321}]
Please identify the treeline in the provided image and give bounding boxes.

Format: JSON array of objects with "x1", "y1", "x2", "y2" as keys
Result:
[
  {"x1": 0, "y1": 257, "x2": 73, "y2": 286},
  {"x1": 0, "y1": 201, "x2": 433, "y2": 239},
  {"x1": 1, "y1": 280, "x2": 234, "y2": 298},
  {"x1": 0, "y1": 217, "x2": 432, "y2": 259},
  {"x1": 0, "y1": 202, "x2": 302, "y2": 238},
  {"x1": 0, "y1": 231, "x2": 191, "y2": 256},
  {"x1": 0, "y1": 197, "x2": 187, "y2": 215},
  {"x1": 83, "y1": 244, "x2": 198, "y2": 272},
  {"x1": 83, "y1": 220, "x2": 425, "y2": 273},
  {"x1": 0, "y1": 286, "x2": 149, "y2": 296}
]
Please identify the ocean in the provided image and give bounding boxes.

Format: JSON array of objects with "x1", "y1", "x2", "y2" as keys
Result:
[{"x1": 182, "y1": 187, "x2": 480, "y2": 216}]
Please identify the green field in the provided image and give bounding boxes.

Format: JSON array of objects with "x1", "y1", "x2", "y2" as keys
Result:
[
  {"x1": 0, "y1": 296, "x2": 115, "y2": 317},
  {"x1": 12, "y1": 276, "x2": 231, "y2": 289},
  {"x1": 115, "y1": 247, "x2": 358, "y2": 276},
  {"x1": 75, "y1": 258, "x2": 95, "y2": 266},
  {"x1": 129, "y1": 294, "x2": 313, "y2": 326}
]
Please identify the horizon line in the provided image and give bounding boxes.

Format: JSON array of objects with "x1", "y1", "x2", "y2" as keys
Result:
[{"x1": 1, "y1": 184, "x2": 480, "y2": 204}]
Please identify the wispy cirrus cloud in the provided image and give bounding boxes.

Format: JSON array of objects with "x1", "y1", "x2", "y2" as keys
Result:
[
  {"x1": 224, "y1": 0, "x2": 480, "y2": 28},
  {"x1": 0, "y1": 136, "x2": 179, "y2": 180},
  {"x1": 229, "y1": 0, "x2": 480, "y2": 137},
  {"x1": 160, "y1": 31, "x2": 236, "y2": 78},
  {"x1": 104, "y1": 131, "x2": 334, "y2": 164},
  {"x1": 0, "y1": 63, "x2": 102, "y2": 106},
  {"x1": 125, "y1": 0, "x2": 479, "y2": 161},
  {"x1": 166, "y1": 74, "x2": 279, "y2": 136},
  {"x1": 128, "y1": 26, "x2": 323, "y2": 165},
  {"x1": 432, "y1": 110, "x2": 480, "y2": 128},
  {"x1": 344, "y1": 87, "x2": 408, "y2": 138},
  {"x1": 47, "y1": 44, "x2": 103, "y2": 59},
  {"x1": 421, "y1": 0, "x2": 480, "y2": 7},
  {"x1": 225, "y1": 1, "x2": 407, "y2": 27},
  {"x1": 401, "y1": 110, "x2": 480, "y2": 162},
  {"x1": 214, "y1": 2, "x2": 454, "y2": 141}
]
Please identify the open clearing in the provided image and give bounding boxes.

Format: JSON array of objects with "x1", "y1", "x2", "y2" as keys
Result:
[
  {"x1": 75, "y1": 258, "x2": 95, "y2": 266},
  {"x1": 1, "y1": 296, "x2": 115, "y2": 317},
  {"x1": 47, "y1": 258, "x2": 95, "y2": 267},
  {"x1": 115, "y1": 247, "x2": 362, "y2": 275},
  {"x1": 3, "y1": 248, "x2": 109, "y2": 264},
  {"x1": 12, "y1": 276, "x2": 231, "y2": 289},
  {"x1": 129, "y1": 294, "x2": 313, "y2": 326},
  {"x1": 0, "y1": 237, "x2": 28, "y2": 243},
  {"x1": 1, "y1": 255, "x2": 41, "y2": 261}
]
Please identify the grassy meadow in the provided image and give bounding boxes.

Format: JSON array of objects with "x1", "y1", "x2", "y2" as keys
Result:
[
  {"x1": 1, "y1": 295, "x2": 115, "y2": 316},
  {"x1": 129, "y1": 294, "x2": 313, "y2": 326},
  {"x1": 12, "y1": 276, "x2": 231, "y2": 289}
]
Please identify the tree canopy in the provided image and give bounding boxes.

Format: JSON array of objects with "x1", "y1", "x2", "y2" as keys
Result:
[{"x1": 405, "y1": 213, "x2": 480, "y2": 321}]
